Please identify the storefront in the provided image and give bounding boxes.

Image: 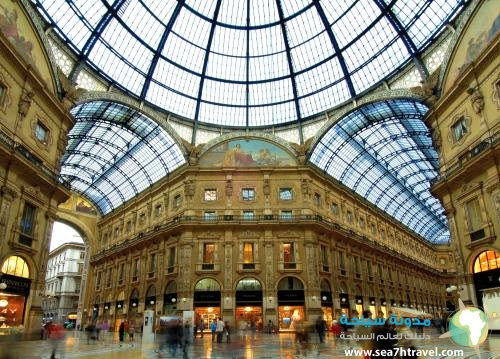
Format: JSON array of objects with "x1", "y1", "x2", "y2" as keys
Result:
[
  {"x1": 0, "y1": 273, "x2": 30, "y2": 330},
  {"x1": 235, "y1": 278, "x2": 263, "y2": 331},
  {"x1": 339, "y1": 293, "x2": 350, "y2": 317},
  {"x1": 163, "y1": 281, "x2": 177, "y2": 315},
  {"x1": 277, "y1": 277, "x2": 305, "y2": 331},
  {"x1": 320, "y1": 279, "x2": 333, "y2": 327},
  {"x1": 194, "y1": 278, "x2": 221, "y2": 330},
  {"x1": 128, "y1": 289, "x2": 139, "y2": 327}
]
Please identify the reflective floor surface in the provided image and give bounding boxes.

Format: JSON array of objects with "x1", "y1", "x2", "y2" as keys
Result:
[{"x1": 0, "y1": 331, "x2": 498, "y2": 359}]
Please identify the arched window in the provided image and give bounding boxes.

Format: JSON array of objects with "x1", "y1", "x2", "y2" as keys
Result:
[
  {"x1": 236, "y1": 278, "x2": 262, "y2": 291},
  {"x1": 1, "y1": 255, "x2": 29, "y2": 278},
  {"x1": 277, "y1": 277, "x2": 303, "y2": 290},
  {"x1": 165, "y1": 281, "x2": 177, "y2": 294},
  {"x1": 195, "y1": 278, "x2": 220, "y2": 291},
  {"x1": 473, "y1": 250, "x2": 500, "y2": 273},
  {"x1": 320, "y1": 279, "x2": 331, "y2": 292}
]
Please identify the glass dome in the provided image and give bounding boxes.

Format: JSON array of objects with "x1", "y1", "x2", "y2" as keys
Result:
[{"x1": 33, "y1": 0, "x2": 463, "y2": 127}]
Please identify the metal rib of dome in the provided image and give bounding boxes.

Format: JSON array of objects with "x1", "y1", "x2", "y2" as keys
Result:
[
  {"x1": 60, "y1": 101, "x2": 186, "y2": 215},
  {"x1": 309, "y1": 99, "x2": 449, "y2": 244},
  {"x1": 33, "y1": 0, "x2": 464, "y2": 128}
]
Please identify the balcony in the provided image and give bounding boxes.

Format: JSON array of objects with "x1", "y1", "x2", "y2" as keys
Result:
[
  {"x1": 195, "y1": 262, "x2": 220, "y2": 273},
  {"x1": 236, "y1": 262, "x2": 261, "y2": 273}
]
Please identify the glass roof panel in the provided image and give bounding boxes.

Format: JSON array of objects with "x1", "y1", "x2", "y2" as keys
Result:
[
  {"x1": 310, "y1": 99, "x2": 449, "y2": 243},
  {"x1": 35, "y1": 0, "x2": 464, "y2": 128},
  {"x1": 60, "y1": 101, "x2": 186, "y2": 214}
]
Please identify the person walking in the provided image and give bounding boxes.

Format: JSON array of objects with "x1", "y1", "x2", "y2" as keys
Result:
[
  {"x1": 224, "y1": 321, "x2": 230, "y2": 343},
  {"x1": 199, "y1": 319, "x2": 205, "y2": 338},
  {"x1": 128, "y1": 325, "x2": 135, "y2": 342},
  {"x1": 210, "y1": 319, "x2": 217, "y2": 342},
  {"x1": 118, "y1": 321, "x2": 125, "y2": 344},
  {"x1": 315, "y1": 315, "x2": 327, "y2": 344},
  {"x1": 216, "y1": 318, "x2": 224, "y2": 343}
]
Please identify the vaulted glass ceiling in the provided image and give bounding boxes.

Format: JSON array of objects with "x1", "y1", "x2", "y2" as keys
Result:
[
  {"x1": 310, "y1": 99, "x2": 449, "y2": 243},
  {"x1": 33, "y1": 0, "x2": 463, "y2": 127},
  {"x1": 60, "y1": 101, "x2": 186, "y2": 215}
]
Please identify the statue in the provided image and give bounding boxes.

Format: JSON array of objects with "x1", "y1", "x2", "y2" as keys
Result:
[
  {"x1": 410, "y1": 69, "x2": 440, "y2": 105},
  {"x1": 18, "y1": 88, "x2": 34, "y2": 120},
  {"x1": 182, "y1": 139, "x2": 204, "y2": 165},
  {"x1": 467, "y1": 87, "x2": 484, "y2": 114},
  {"x1": 225, "y1": 179, "x2": 233, "y2": 197},
  {"x1": 290, "y1": 138, "x2": 313, "y2": 165},
  {"x1": 58, "y1": 69, "x2": 86, "y2": 110}
]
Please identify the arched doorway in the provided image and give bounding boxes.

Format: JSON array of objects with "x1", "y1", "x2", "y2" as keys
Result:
[
  {"x1": 129, "y1": 288, "x2": 139, "y2": 327},
  {"x1": 277, "y1": 276, "x2": 305, "y2": 331},
  {"x1": 472, "y1": 249, "x2": 500, "y2": 328},
  {"x1": 339, "y1": 282, "x2": 350, "y2": 317},
  {"x1": 235, "y1": 277, "x2": 263, "y2": 332},
  {"x1": 194, "y1": 278, "x2": 221, "y2": 329},
  {"x1": 0, "y1": 255, "x2": 31, "y2": 329},
  {"x1": 163, "y1": 281, "x2": 177, "y2": 315},
  {"x1": 320, "y1": 279, "x2": 333, "y2": 327},
  {"x1": 114, "y1": 291, "x2": 125, "y2": 330},
  {"x1": 145, "y1": 285, "x2": 156, "y2": 310}
]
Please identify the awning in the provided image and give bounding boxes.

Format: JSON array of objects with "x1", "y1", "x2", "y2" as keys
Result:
[{"x1": 390, "y1": 307, "x2": 431, "y2": 318}]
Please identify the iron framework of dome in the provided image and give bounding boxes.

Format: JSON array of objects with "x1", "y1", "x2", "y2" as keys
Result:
[
  {"x1": 33, "y1": 0, "x2": 464, "y2": 128},
  {"x1": 310, "y1": 98, "x2": 449, "y2": 243}
]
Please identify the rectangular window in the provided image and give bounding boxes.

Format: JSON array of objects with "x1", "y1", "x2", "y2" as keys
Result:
[
  {"x1": 35, "y1": 122, "x2": 48, "y2": 144},
  {"x1": 313, "y1": 193, "x2": 321, "y2": 206},
  {"x1": 203, "y1": 243, "x2": 215, "y2": 264},
  {"x1": 78, "y1": 263, "x2": 83, "y2": 273},
  {"x1": 346, "y1": 211, "x2": 353, "y2": 223},
  {"x1": 126, "y1": 221, "x2": 132, "y2": 232},
  {"x1": 339, "y1": 252, "x2": 345, "y2": 270},
  {"x1": 283, "y1": 242, "x2": 295, "y2": 269},
  {"x1": 370, "y1": 223, "x2": 376, "y2": 234},
  {"x1": 204, "y1": 211, "x2": 217, "y2": 221},
  {"x1": 80, "y1": 251, "x2": 85, "y2": 259},
  {"x1": 167, "y1": 247, "x2": 175, "y2": 273},
  {"x1": 0, "y1": 83, "x2": 6, "y2": 105},
  {"x1": 114, "y1": 227, "x2": 120, "y2": 237},
  {"x1": 20, "y1": 202, "x2": 36, "y2": 235},
  {"x1": 452, "y1": 116, "x2": 468, "y2": 142},
  {"x1": 330, "y1": 203, "x2": 339, "y2": 215},
  {"x1": 359, "y1": 217, "x2": 365, "y2": 228},
  {"x1": 354, "y1": 257, "x2": 360, "y2": 273},
  {"x1": 320, "y1": 245, "x2": 329, "y2": 272},
  {"x1": 118, "y1": 263, "x2": 124, "y2": 282},
  {"x1": 96, "y1": 272, "x2": 101, "y2": 287},
  {"x1": 367, "y1": 260, "x2": 372, "y2": 276},
  {"x1": 155, "y1": 204, "x2": 163, "y2": 217},
  {"x1": 280, "y1": 210, "x2": 293, "y2": 220},
  {"x1": 279, "y1": 188, "x2": 292, "y2": 200},
  {"x1": 174, "y1": 194, "x2": 182, "y2": 208},
  {"x1": 204, "y1": 189, "x2": 217, "y2": 201},
  {"x1": 465, "y1": 198, "x2": 482, "y2": 232},
  {"x1": 139, "y1": 213, "x2": 146, "y2": 224},
  {"x1": 243, "y1": 211, "x2": 254, "y2": 220},
  {"x1": 243, "y1": 243, "x2": 254, "y2": 263},
  {"x1": 132, "y1": 259, "x2": 139, "y2": 281},
  {"x1": 242, "y1": 188, "x2": 255, "y2": 201},
  {"x1": 106, "y1": 268, "x2": 111, "y2": 287},
  {"x1": 148, "y1": 253, "x2": 156, "y2": 277}
]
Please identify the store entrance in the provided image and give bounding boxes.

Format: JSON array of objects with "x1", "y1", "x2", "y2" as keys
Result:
[{"x1": 277, "y1": 277, "x2": 305, "y2": 332}]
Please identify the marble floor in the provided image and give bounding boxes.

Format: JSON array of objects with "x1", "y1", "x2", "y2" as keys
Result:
[{"x1": 0, "y1": 331, "x2": 498, "y2": 359}]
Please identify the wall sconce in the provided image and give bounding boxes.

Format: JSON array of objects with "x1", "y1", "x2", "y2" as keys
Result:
[
  {"x1": 132, "y1": 302, "x2": 137, "y2": 307},
  {"x1": 150, "y1": 300, "x2": 155, "y2": 305},
  {"x1": 341, "y1": 297, "x2": 347, "y2": 303},
  {"x1": 446, "y1": 285, "x2": 458, "y2": 293},
  {"x1": 322, "y1": 296, "x2": 327, "y2": 301},
  {"x1": 117, "y1": 304, "x2": 122, "y2": 308},
  {"x1": 84, "y1": 308, "x2": 87, "y2": 312},
  {"x1": 104, "y1": 305, "x2": 109, "y2": 310},
  {"x1": 312, "y1": 296, "x2": 317, "y2": 301},
  {"x1": 370, "y1": 300, "x2": 375, "y2": 305},
  {"x1": 357, "y1": 299, "x2": 362, "y2": 304},
  {"x1": 382, "y1": 301, "x2": 387, "y2": 306},
  {"x1": 0, "y1": 283, "x2": 7, "y2": 290},
  {"x1": 171, "y1": 298, "x2": 176, "y2": 303},
  {"x1": 182, "y1": 298, "x2": 186, "y2": 303},
  {"x1": 93, "y1": 308, "x2": 97, "y2": 311}
]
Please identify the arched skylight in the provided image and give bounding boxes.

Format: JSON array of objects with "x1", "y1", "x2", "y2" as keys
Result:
[
  {"x1": 33, "y1": 0, "x2": 464, "y2": 127},
  {"x1": 60, "y1": 101, "x2": 186, "y2": 214},
  {"x1": 309, "y1": 99, "x2": 449, "y2": 243}
]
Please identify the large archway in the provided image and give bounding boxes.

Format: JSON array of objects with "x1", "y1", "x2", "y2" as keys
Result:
[
  {"x1": 277, "y1": 276, "x2": 305, "y2": 331},
  {"x1": 472, "y1": 249, "x2": 500, "y2": 329},
  {"x1": 235, "y1": 277, "x2": 263, "y2": 332}
]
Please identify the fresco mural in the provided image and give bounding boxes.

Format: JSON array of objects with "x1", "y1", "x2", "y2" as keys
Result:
[
  {"x1": 199, "y1": 139, "x2": 296, "y2": 167},
  {"x1": 0, "y1": 4, "x2": 34, "y2": 65},
  {"x1": 444, "y1": 0, "x2": 500, "y2": 91}
]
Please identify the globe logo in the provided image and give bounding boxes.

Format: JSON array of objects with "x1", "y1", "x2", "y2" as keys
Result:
[{"x1": 448, "y1": 307, "x2": 488, "y2": 347}]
